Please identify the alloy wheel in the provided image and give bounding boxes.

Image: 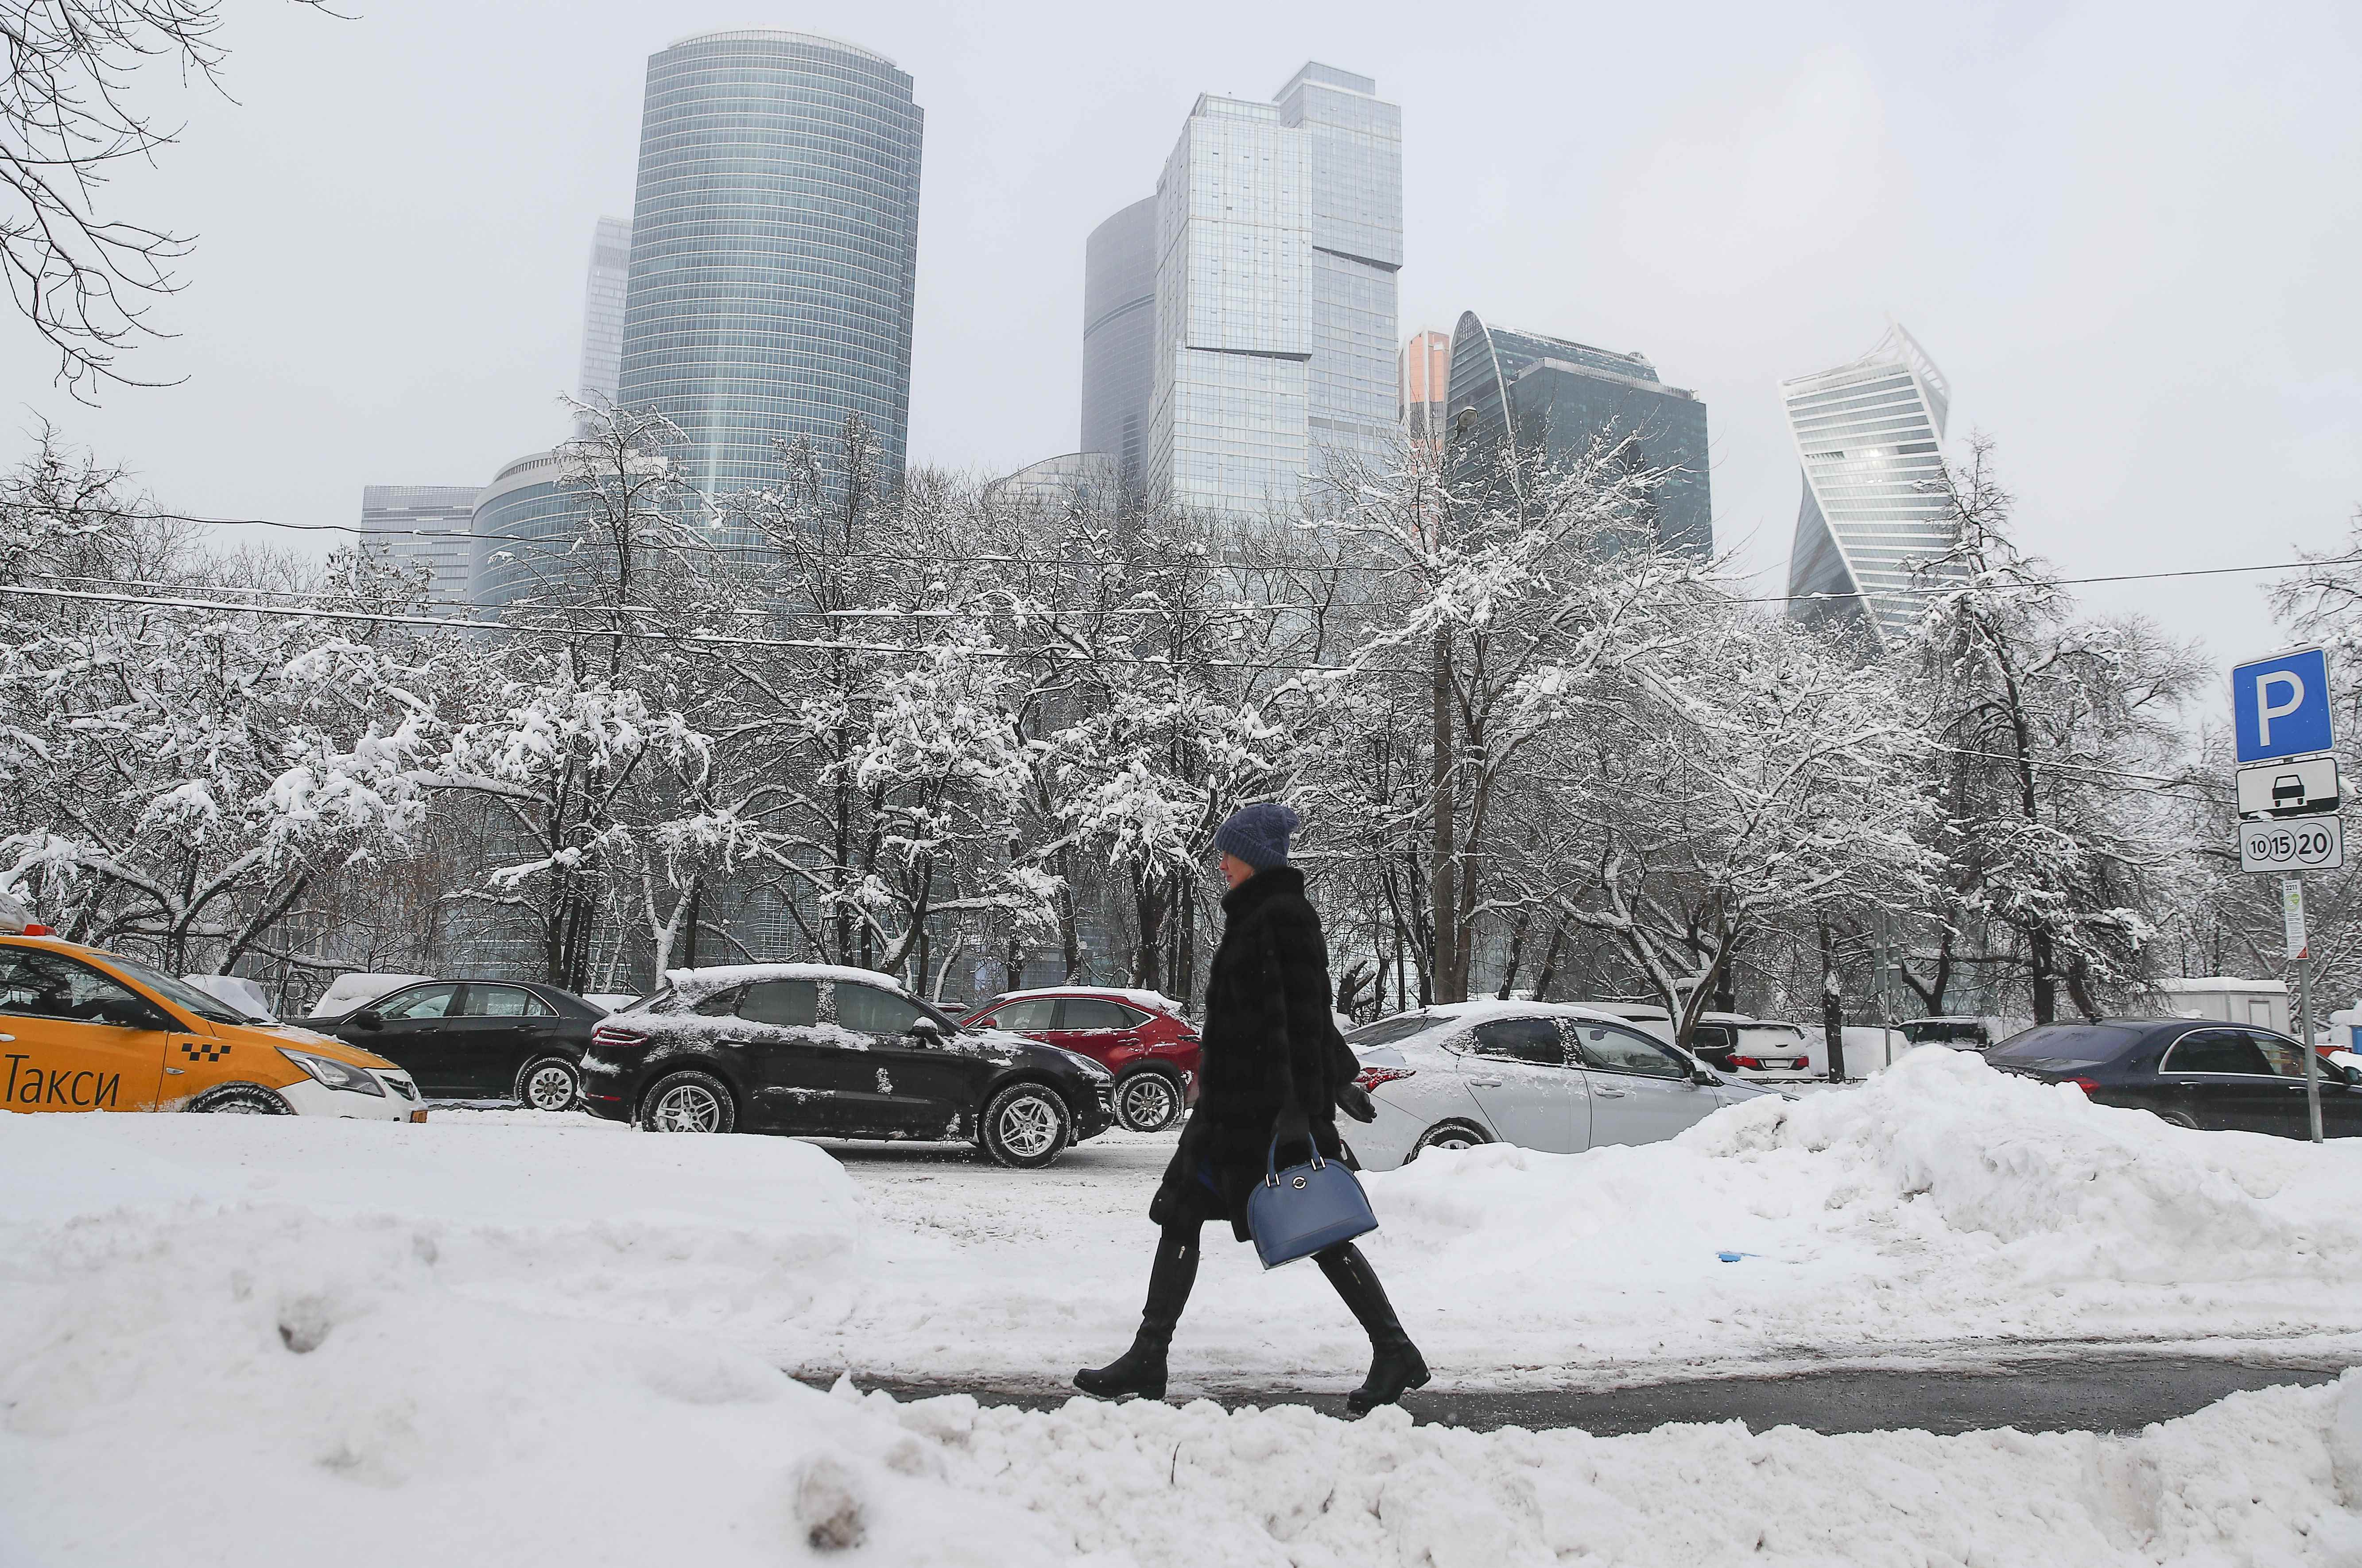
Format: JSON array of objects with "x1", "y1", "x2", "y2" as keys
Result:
[
  {"x1": 652, "y1": 1083, "x2": 723, "y2": 1132},
  {"x1": 524, "y1": 1064, "x2": 576, "y2": 1111},
  {"x1": 997, "y1": 1094, "x2": 1059, "y2": 1158},
  {"x1": 1115, "y1": 1074, "x2": 1179, "y2": 1132}
]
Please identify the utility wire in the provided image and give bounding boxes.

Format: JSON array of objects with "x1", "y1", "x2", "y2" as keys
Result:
[{"x1": 54, "y1": 506, "x2": 2362, "y2": 601}]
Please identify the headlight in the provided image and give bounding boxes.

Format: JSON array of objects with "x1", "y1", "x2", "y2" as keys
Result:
[{"x1": 279, "y1": 1047, "x2": 387, "y2": 1096}]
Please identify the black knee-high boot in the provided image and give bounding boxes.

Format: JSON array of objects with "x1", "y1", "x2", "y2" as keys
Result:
[
  {"x1": 1075, "y1": 1222, "x2": 1200, "y2": 1400},
  {"x1": 1316, "y1": 1242, "x2": 1429, "y2": 1413}
]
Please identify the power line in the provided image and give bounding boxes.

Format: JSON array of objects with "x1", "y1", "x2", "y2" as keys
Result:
[
  {"x1": 0, "y1": 582, "x2": 1392, "y2": 674},
  {"x1": 71, "y1": 506, "x2": 2362, "y2": 600}
]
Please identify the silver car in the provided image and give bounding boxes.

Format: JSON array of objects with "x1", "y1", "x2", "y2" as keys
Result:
[{"x1": 1342, "y1": 1002, "x2": 1776, "y2": 1171}]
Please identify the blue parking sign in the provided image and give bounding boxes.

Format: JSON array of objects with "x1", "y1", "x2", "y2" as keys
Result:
[{"x1": 2232, "y1": 646, "x2": 2334, "y2": 764}]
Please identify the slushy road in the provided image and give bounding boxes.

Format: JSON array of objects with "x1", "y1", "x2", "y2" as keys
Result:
[{"x1": 823, "y1": 1356, "x2": 2347, "y2": 1437}]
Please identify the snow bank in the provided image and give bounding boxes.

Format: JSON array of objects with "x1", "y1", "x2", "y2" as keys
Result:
[
  {"x1": 1352, "y1": 1046, "x2": 2362, "y2": 1376},
  {"x1": 4, "y1": 1105, "x2": 2358, "y2": 1566}
]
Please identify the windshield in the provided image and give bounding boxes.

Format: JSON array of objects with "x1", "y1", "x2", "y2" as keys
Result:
[
  {"x1": 1988, "y1": 1024, "x2": 2142, "y2": 1069},
  {"x1": 1346, "y1": 1014, "x2": 1443, "y2": 1049},
  {"x1": 102, "y1": 952, "x2": 262, "y2": 1025}
]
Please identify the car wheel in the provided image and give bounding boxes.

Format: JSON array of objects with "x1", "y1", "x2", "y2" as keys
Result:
[
  {"x1": 1113, "y1": 1069, "x2": 1183, "y2": 1132},
  {"x1": 639, "y1": 1070, "x2": 736, "y2": 1134},
  {"x1": 980, "y1": 1083, "x2": 1071, "y2": 1169},
  {"x1": 2150, "y1": 1109, "x2": 2200, "y2": 1130},
  {"x1": 188, "y1": 1083, "x2": 289, "y2": 1115},
  {"x1": 516, "y1": 1057, "x2": 580, "y2": 1112},
  {"x1": 1406, "y1": 1119, "x2": 1489, "y2": 1161}
]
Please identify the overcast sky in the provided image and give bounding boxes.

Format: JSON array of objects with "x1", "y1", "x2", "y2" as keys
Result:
[{"x1": 5, "y1": 0, "x2": 2357, "y2": 684}]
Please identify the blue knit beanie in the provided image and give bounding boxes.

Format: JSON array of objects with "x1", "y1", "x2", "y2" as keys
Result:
[{"x1": 1214, "y1": 801, "x2": 1300, "y2": 871}]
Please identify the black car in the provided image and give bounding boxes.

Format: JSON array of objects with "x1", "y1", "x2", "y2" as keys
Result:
[
  {"x1": 320, "y1": 979, "x2": 606, "y2": 1108},
  {"x1": 1988, "y1": 1018, "x2": 2362, "y2": 1138},
  {"x1": 578, "y1": 964, "x2": 1116, "y2": 1168}
]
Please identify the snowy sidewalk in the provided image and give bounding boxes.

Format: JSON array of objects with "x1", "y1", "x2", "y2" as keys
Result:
[{"x1": 8, "y1": 1050, "x2": 2362, "y2": 1562}]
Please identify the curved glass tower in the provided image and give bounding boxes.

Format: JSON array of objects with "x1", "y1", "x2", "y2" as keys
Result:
[
  {"x1": 617, "y1": 30, "x2": 923, "y2": 495},
  {"x1": 1780, "y1": 324, "x2": 1953, "y2": 650},
  {"x1": 1443, "y1": 313, "x2": 1713, "y2": 557},
  {"x1": 1080, "y1": 197, "x2": 1156, "y2": 488}
]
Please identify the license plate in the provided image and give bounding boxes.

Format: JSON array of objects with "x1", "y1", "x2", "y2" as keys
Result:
[{"x1": 409, "y1": 1109, "x2": 429, "y2": 1123}]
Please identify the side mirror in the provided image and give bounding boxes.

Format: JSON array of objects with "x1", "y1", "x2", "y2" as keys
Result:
[
  {"x1": 905, "y1": 1018, "x2": 946, "y2": 1045},
  {"x1": 353, "y1": 1009, "x2": 385, "y2": 1032},
  {"x1": 2345, "y1": 1065, "x2": 2361, "y2": 1088},
  {"x1": 1692, "y1": 1068, "x2": 1719, "y2": 1086}
]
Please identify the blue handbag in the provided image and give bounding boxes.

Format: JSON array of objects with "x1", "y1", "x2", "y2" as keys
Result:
[{"x1": 1246, "y1": 1131, "x2": 1378, "y2": 1270}]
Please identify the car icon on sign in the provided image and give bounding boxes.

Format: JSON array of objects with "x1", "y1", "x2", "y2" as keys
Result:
[{"x1": 2274, "y1": 774, "x2": 2307, "y2": 809}]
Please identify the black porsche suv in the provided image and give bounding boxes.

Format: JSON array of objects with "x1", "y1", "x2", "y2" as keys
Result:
[{"x1": 579, "y1": 963, "x2": 1116, "y2": 1167}]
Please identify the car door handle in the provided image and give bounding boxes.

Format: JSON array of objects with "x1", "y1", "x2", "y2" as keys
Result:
[
  {"x1": 1594, "y1": 1087, "x2": 1629, "y2": 1098},
  {"x1": 1465, "y1": 1076, "x2": 1503, "y2": 1087},
  {"x1": 0, "y1": 1033, "x2": 12, "y2": 1042}
]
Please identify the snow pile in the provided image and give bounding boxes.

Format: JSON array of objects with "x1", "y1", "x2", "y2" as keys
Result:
[
  {"x1": 1353, "y1": 1047, "x2": 2362, "y2": 1376},
  {"x1": 3, "y1": 1103, "x2": 2358, "y2": 1568}
]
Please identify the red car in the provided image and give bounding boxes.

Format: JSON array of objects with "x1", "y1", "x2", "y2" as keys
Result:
[{"x1": 961, "y1": 987, "x2": 1200, "y2": 1132}]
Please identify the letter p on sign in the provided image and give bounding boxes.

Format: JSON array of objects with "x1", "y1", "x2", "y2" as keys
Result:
[{"x1": 2233, "y1": 647, "x2": 2335, "y2": 765}]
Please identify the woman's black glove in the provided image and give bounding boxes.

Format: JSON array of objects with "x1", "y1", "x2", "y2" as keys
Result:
[{"x1": 1335, "y1": 1080, "x2": 1377, "y2": 1123}]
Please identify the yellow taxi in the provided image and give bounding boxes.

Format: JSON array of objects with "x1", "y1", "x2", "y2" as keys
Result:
[{"x1": 0, "y1": 923, "x2": 425, "y2": 1120}]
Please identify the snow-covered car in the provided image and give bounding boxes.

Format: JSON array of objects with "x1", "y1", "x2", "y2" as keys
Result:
[
  {"x1": 1342, "y1": 1002, "x2": 1775, "y2": 1171},
  {"x1": 1686, "y1": 1013, "x2": 1821, "y2": 1081},
  {"x1": 579, "y1": 963, "x2": 1116, "y2": 1167},
  {"x1": 0, "y1": 929, "x2": 423, "y2": 1119},
  {"x1": 1898, "y1": 1016, "x2": 2021, "y2": 1051}
]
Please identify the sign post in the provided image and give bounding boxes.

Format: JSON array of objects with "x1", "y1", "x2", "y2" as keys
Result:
[{"x1": 2234, "y1": 647, "x2": 2336, "y2": 1145}]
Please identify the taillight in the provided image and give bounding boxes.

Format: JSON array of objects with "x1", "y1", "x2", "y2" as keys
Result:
[
  {"x1": 2070, "y1": 1076, "x2": 2101, "y2": 1095},
  {"x1": 591, "y1": 1023, "x2": 648, "y2": 1049},
  {"x1": 1356, "y1": 1066, "x2": 1415, "y2": 1090},
  {"x1": 1731, "y1": 1055, "x2": 1765, "y2": 1071}
]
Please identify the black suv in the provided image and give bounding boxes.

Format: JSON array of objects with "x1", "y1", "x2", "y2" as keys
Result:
[
  {"x1": 1988, "y1": 1018, "x2": 2362, "y2": 1138},
  {"x1": 319, "y1": 979, "x2": 606, "y2": 1108},
  {"x1": 579, "y1": 964, "x2": 1115, "y2": 1168}
]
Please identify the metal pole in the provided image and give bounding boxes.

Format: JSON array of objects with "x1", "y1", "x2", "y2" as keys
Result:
[{"x1": 2300, "y1": 925, "x2": 2323, "y2": 1146}]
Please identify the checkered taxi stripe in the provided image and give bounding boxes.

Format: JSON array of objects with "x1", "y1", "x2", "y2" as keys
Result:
[{"x1": 179, "y1": 1041, "x2": 231, "y2": 1061}]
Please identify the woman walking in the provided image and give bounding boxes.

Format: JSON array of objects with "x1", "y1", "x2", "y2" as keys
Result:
[{"x1": 1075, "y1": 802, "x2": 1428, "y2": 1413}]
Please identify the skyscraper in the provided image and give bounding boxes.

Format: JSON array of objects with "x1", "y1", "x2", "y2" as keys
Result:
[
  {"x1": 1780, "y1": 324, "x2": 1954, "y2": 650},
  {"x1": 1399, "y1": 328, "x2": 1450, "y2": 448},
  {"x1": 361, "y1": 485, "x2": 478, "y2": 606},
  {"x1": 1080, "y1": 197, "x2": 1156, "y2": 488},
  {"x1": 616, "y1": 30, "x2": 923, "y2": 495},
  {"x1": 574, "y1": 215, "x2": 631, "y2": 427},
  {"x1": 1443, "y1": 314, "x2": 1713, "y2": 557},
  {"x1": 1144, "y1": 62, "x2": 1400, "y2": 512}
]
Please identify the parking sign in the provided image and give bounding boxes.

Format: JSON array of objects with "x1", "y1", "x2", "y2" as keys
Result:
[{"x1": 2232, "y1": 647, "x2": 2334, "y2": 764}]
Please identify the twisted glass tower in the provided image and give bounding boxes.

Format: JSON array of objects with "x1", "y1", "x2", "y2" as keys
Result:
[
  {"x1": 1080, "y1": 196, "x2": 1156, "y2": 488},
  {"x1": 617, "y1": 30, "x2": 923, "y2": 494},
  {"x1": 1781, "y1": 325, "x2": 1953, "y2": 650}
]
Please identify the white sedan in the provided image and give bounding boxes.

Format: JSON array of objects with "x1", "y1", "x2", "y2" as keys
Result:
[{"x1": 1343, "y1": 1001, "x2": 1777, "y2": 1171}]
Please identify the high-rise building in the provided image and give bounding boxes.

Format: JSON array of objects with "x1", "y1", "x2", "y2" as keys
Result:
[
  {"x1": 1443, "y1": 314, "x2": 1713, "y2": 557},
  {"x1": 574, "y1": 216, "x2": 631, "y2": 429},
  {"x1": 990, "y1": 451, "x2": 1122, "y2": 514},
  {"x1": 1080, "y1": 197, "x2": 1156, "y2": 488},
  {"x1": 468, "y1": 451, "x2": 570, "y2": 611},
  {"x1": 1780, "y1": 324, "x2": 1954, "y2": 650},
  {"x1": 1144, "y1": 62, "x2": 1400, "y2": 512},
  {"x1": 361, "y1": 485, "x2": 478, "y2": 606},
  {"x1": 1400, "y1": 328, "x2": 1450, "y2": 447},
  {"x1": 616, "y1": 30, "x2": 923, "y2": 495}
]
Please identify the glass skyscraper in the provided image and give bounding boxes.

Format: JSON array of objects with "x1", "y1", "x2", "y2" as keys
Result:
[
  {"x1": 1080, "y1": 196, "x2": 1156, "y2": 488},
  {"x1": 1399, "y1": 327, "x2": 1451, "y2": 448},
  {"x1": 1780, "y1": 324, "x2": 1954, "y2": 650},
  {"x1": 1143, "y1": 62, "x2": 1400, "y2": 512},
  {"x1": 1443, "y1": 314, "x2": 1713, "y2": 557},
  {"x1": 574, "y1": 216, "x2": 631, "y2": 430},
  {"x1": 616, "y1": 30, "x2": 923, "y2": 495},
  {"x1": 361, "y1": 485, "x2": 478, "y2": 607}
]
